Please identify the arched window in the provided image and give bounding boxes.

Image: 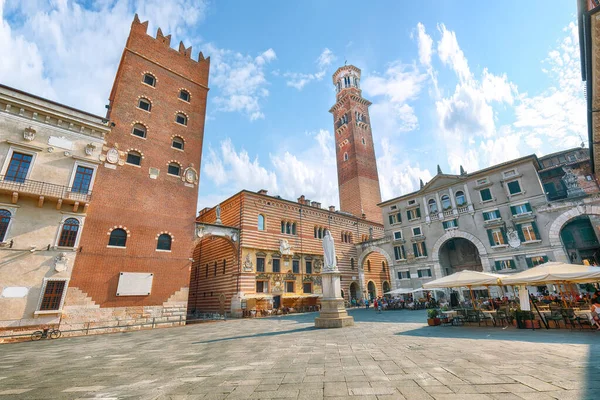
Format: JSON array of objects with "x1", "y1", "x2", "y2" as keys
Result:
[
  {"x1": 222, "y1": 259, "x2": 226, "y2": 275},
  {"x1": 441, "y1": 195, "x2": 451, "y2": 210},
  {"x1": 58, "y1": 218, "x2": 79, "y2": 247},
  {"x1": 167, "y1": 162, "x2": 181, "y2": 176},
  {"x1": 286, "y1": 222, "x2": 291, "y2": 234},
  {"x1": 157, "y1": 233, "x2": 171, "y2": 251},
  {"x1": 179, "y1": 90, "x2": 190, "y2": 102},
  {"x1": 428, "y1": 199, "x2": 438, "y2": 214},
  {"x1": 343, "y1": 152, "x2": 348, "y2": 161},
  {"x1": 214, "y1": 261, "x2": 217, "y2": 276},
  {"x1": 367, "y1": 260, "x2": 371, "y2": 272},
  {"x1": 455, "y1": 191, "x2": 466, "y2": 206},
  {"x1": 131, "y1": 124, "x2": 146, "y2": 138},
  {"x1": 341, "y1": 232, "x2": 345, "y2": 242},
  {"x1": 0, "y1": 210, "x2": 11, "y2": 242},
  {"x1": 138, "y1": 98, "x2": 151, "y2": 112},
  {"x1": 314, "y1": 226, "x2": 317, "y2": 238},
  {"x1": 318, "y1": 227, "x2": 322, "y2": 239},
  {"x1": 175, "y1": 113, "x2": 187, "y2": 126},
  {"x1": 108, "y1": 229, "x2": 127, "y2": 247},
  {"x1": 292, "y1": 223, "x2": 297, "y2": 235},
  {"x1": 382, "y1": 261, "x2": 386, "y2": 272},
  {"x1": 126, "y1": 151, "x2": 142, "y2": 166},
  {"x1": 142, "y1": 73, "x2": 156, "y2": 87},
  {"x1": 348, "y1": 233, "x2": 352, "y2": 243},
  {"x1": 172, "y1": 136, "x2": 184, "y2": 150},
  {"x1": 281, "y1": 221, "x2": 285, "y2": 233},
  {"x1": 258, "y1": 214, "x2": 265, "y2": 231},
  {"x1": 362, "y1": 137, "x2": 366, "y2": 145},
  {"x1": 350, "y1": 258, "x2": 355, "y2": 270}
]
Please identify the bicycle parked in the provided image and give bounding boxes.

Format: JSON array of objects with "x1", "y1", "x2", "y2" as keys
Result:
[{"x1": 31, "y1": 326, "x2": 61, "y2": 341}]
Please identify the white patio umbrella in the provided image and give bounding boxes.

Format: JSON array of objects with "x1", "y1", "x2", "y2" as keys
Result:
[
  {"x1": 384, "y1": 288, "x2": 414, "y2": 295},
  {"x1": 422, "y1": 270, "x2": 502, "y2": 289},
  {"x1": 500, "y1": 262, "x2": 600, "y2": 285}
]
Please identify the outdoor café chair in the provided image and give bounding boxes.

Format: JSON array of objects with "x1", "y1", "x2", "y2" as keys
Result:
[
  {"x1": 560, "y1": 308, "x2": 587, "y2": 330},
  {"x1": 477, "y1": 311, "x2": 494, "y2": 326},
  {"x1": 466, "y1": 310, "x2": 479, "y2": 325},
  {"x1": 546, "y1": 309, "x2": 564, "y2": 328},
  {"x1": 494, "y1": 309, "x2": 510, "y2": 326}
]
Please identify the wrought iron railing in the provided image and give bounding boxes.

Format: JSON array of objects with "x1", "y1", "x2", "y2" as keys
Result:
[{"x1": 0, "y1": 175, "x2": 92, "y2": 202}]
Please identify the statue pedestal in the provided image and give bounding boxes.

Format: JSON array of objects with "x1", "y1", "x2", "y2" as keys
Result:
[{"x1": 314, "y1": 271, "x2": 354, "y2": 329}]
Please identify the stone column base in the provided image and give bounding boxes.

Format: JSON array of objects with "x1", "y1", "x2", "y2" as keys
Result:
[{"x1": 314, "y1": 298, "x2": 354, "y2": 329}]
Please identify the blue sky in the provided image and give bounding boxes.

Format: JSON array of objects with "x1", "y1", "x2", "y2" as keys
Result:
[{"x1": 0, "y1": 1, "x2": 585, "y2": 211}]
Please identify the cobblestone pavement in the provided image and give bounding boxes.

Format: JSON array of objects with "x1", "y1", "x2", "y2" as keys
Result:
[{"x1": 1, "y1": 308, "x2": 599, "y2": 399}]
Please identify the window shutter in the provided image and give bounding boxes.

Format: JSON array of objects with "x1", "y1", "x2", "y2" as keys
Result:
[
  {"x1": 542, "y1": 256, "x2": 549, "y2": 263},
  {"x1": 443, "y1": 221, "x2": 448, "y2": 230},
  {"x1": 525, "y1": 203, "x2": 532, "y2": 212},
  {"x1": 397, "y1": 271, "x2": 402, "y2": 280},
  {"x1": 509, "y1": 260, "x2": 516, "y2": 269},
  {"x1": 483, "y1": 212, "x2": 490, "y2": 221},
  {"x1": 418, "y1": 270, "x2": 423, "y2": 278},
  {"x1": 397, "y1": 212, "x2": 402, "y2": 223},
  {"x1": 531, "y1": 221, "x2": 540, "y2": 240},
  {"x1": 516, "y1": 224, "x2": 525, "y2": 242},
  {"x1": 416, "y1": 208, "x2": 421, "y2": 218},
  {"x1": 394, "y1": 246, "x2": 400, "y2": 260},
  {"x1": 389, "y1": 215, "x2": 394, "y2": 225},
  {"x1": 501, "y1": 228, "x2": 508, "y2": 244},
  {"x1": 422, "y1": 244, "x2": 427, "y2": 257},
  {"x1": 526, "y1": 258, "x2": 533, "y2": 268},
  {"x1": 413, "y1": 243, "x2": 418, "y2": 256},
  {"x1": 487, "y1": 229, "x2": 495, "y2": 246},
  {"x1": 401, "y1": 246, "x2": 406, "y2": 259},
  {"x1": 510, "y1": 206, "x2": 517, "y2": 216},
  {"x1": 494, "y1": 261, "x2": 501, "y2": 271},
  {"x1": 455, "y1": 219, "x2": 458, "y2": 228}
]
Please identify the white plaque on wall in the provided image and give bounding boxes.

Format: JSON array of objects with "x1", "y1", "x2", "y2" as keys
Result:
[
  {"x1": 1, "y1": 287, "x2": 29, "y2": 298},
  {"x1": 116, "y1": 272, "x2": 154, "y2": 296},
  {"x1": 48, "y1": 136, "x2": 73, "y2": 150}
]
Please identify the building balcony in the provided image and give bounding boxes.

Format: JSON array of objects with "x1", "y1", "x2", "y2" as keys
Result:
[{"x1": 0, "y1": 175, "x2": 91, "y2": 206}]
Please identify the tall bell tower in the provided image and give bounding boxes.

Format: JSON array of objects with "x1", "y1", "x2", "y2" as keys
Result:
[{"x1": 330, "y1": 65, "x2": 382, "y2": 223}]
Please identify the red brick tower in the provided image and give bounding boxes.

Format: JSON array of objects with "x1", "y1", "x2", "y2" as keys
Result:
[
  {"x1": 330, "y1": 65, "x2": 382, "y2": 223},
  {"x1": 65, "y1": 15, "x2": 209, "y2": 325}
]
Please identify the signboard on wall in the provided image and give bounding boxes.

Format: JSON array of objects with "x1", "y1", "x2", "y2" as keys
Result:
[{"x1": 116, "y1": 272, "x2": 153, "y2": 296}]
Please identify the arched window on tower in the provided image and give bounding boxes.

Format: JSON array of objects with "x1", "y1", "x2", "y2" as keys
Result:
[
  {"x1": 258, "y1": 214, "x2": 265, "y2": 231},
  {"x1": 350, "y1": 258, "x2": 355, "y2": 270},
  {"x1": 157, "y1": 234, "x2": 172, "y2": 251},
  {"x1": 343, "y1": 153, "x2": 348, "y2": 161},
  {"x1": 367, "y1": 260, "x2": 371, "y2": 272}
]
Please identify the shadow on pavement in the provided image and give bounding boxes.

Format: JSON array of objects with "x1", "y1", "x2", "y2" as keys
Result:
[
  {"x1": 191, "y1": 326, "x2": 316, "y2": 344},
  {"x1": 273, "y1": 308, "x2": 429, "y2": 324}
]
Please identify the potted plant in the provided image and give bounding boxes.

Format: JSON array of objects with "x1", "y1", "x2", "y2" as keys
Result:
[{"x1": 427, "y1": 309, "x2": 441, "y2": 326}]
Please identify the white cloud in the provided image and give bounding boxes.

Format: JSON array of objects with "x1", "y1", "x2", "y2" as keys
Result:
[
  {"x1": 416, "y1": 22, "x2": 433, "y2": 68},
  {"x1": 437, "y1": 23, "x2": 472, "y2": 84},
  {"x1": 208, "y1": 45, "x2": 277, "y2": 120},
  {"x1": 283, "y1": 48, "x2": 336, "y2": 90},
  {"x1": 1, "y1": 0, "x2": 208, "y2": 115},
  {"x1": 481, "y1": 68, "x2": 517, "y2": 104},
  {"x1": 203, "y1": 139, "x2": 278, "y2": 191}
]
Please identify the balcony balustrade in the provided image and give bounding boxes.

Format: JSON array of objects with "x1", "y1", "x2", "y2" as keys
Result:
[{"x1": 0, "y1": 175, "x2": 91, "y2": 204}]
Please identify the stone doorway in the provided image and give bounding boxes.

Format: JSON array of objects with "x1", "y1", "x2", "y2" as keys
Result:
[
  {"x1": 439, "y1": 238, "x2": 482, "y2": 276},
  {"x1": 560, "y1": 216, "x2": 600, "y2": 265},
  {"x1": 367, "y1": 281, "x2": 376, "y2": 300}
]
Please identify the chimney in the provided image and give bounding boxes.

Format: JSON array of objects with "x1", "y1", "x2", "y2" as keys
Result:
[
  {"x1": 297, "y1": 195, "x2": 305, "y2": 204},
  {"x1": 329, "y1": 205, "x2": 336, "y2": 212},
  {"x1": 304, "y1": 199, "x2": 311, "y2": 205},
  {"x1": 257, "y1": 189, "x2": 268, "y2": 195},
  {"x1": 311, "y1": 201, "x2": 321, "y2": 208}
]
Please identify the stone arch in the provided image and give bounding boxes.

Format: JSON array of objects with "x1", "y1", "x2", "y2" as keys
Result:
[
  {"x1": 357, "y1": 245, "x2": 393, "y2": 270},
  {"x1": 431, "y1": 230, "x2": 491, "y2": 273},
  {"x1": 548, "y1": 205, "x2": 600, "y2": 262}
]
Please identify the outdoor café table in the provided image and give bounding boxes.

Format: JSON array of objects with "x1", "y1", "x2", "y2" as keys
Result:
[
  {"x1": 482, "y1": 310, "x2": 497, "y2": 324},
  {"x1": 444, "y1": 310, "x2": 458, "y2": 318},
  {"x1": 574, "y1": 310, "x2": 594, "y2": 323}
]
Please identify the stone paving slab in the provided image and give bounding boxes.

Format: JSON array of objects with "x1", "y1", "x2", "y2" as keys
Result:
[{"x1": 0, "y1": 309, "x2": 599, "y2": 399}]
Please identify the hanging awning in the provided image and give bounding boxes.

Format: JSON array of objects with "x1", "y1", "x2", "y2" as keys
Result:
[
  {"x1": 384, "y1": 288, "x2": 414, "y2": 295},
  {"x1": 281, "y1": 293, "x2": 323, "y2": 298},
  {"x1": 422, "y1": 270, "x2": 503, "y2": 289},
  {"x1": 243, "y1": 293, "x2": 273, "y2": 300},
  {"x1": 500, "y1": 262, "x2": 600, "y2": 285}
]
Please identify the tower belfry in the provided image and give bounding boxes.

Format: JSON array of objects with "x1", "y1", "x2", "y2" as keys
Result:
[{"x1": 329, "y1": 65, "x2": 382, "y2": 223}]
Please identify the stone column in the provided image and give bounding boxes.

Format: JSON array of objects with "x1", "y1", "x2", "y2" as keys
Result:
[
  {"x1": 448, "y1": 187, "x2": 458, "y2": 216},
  {"x1": 464, "y1": 184, "x2": 474, "y2": 213},
  {"x1": 314, "y1": 271, "x2": 354, "y2": 328},
  {"x1": 435, "y1": 192, "x2": 443, "y2": 220},
  {"x1": 423, "y1": 196, "x2": 430, "y2": 223}
]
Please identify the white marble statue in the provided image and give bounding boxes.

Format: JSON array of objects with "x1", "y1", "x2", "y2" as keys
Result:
[
  {"x1": 279, "y1": 239, "x2": 292, "y2": 256},
  {"x1": 322, "y1": 231, "x2": 337, "y2": 273}
]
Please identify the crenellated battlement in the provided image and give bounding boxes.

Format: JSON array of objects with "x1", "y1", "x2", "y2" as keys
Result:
[{"x1": 129, "y1": 14, "x2": 210, "y2": 68}]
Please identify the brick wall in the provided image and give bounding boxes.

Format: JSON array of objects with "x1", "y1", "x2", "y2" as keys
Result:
[{"x1": 66, "y1": 15, "x2": 209, "y2": 323}]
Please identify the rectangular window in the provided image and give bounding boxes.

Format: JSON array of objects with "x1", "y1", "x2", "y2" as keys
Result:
[
  {"x1": 479, "y1": 188, "x2": 492, "y2": 202},
  {"x1": 412, "y1": 227, "x2": 422, "y2": 236},
  {"x1": 286, "y1": 281, "x2": 294, "y2": 293},
  {"x1": 256, "y1": 281, "x2": 268, "y2": 293},
  {"x1": 303, "y1": 282, "x2": 312, "y2": 294},
  {"x1": 408, "y1": 199, "x2": 416, "y2": 205},
  {"x1": 442, "y1": 219, "x2": 458, "y2": 230},
  {"x1": 507, "y1": 180, "x2": 522, "y2": 195},
  {"x1": 483, "y1": 209, "x2": 501, "y2": 221},
  {"x1": 494, "y1": 259, "x2": 516, "y2": 271},
  {"x1": 305, "y1": 261, "x2": 312, "y2": 274},
  {"x1": 390, "y1": 205, "x2": 397, "y2": 211},
  {"x1": 406, "y1": 208, "x2": 421, "y2": 220},
  {"x1": 71, "y1": 165, "x2": 94, "y2": 194},
  {"x1": 487, "y1": 228, "x2": 507, "y2": 246},
  {"x1": 272, "y1": 258, "x2": 281, "y2": 273},
  {"x1": 417, "y1": 269, "x2": 432, "y2": 278},
  {"x1": 511, "y1": 203, "x2": 532, "y2": 216},
  {"x1": 394, "y1": 245, "x2": 406, "y2": 261},
  {"x1": 503, "y1": 169, "x2": 517, "y2": 178},
  {"x1": 388, "y1": 214, "x2": 397, "y2": 225},
  {"x1": 397, "y1": 271, "x2": 410, "y2": 280},
  {"x1": 521, "y1": 223, "x2": 539, "y2": 242},
  {"x1": 558, "y1": 155, "x2": 566, "y2": 163},
  {"x1": 5, "y1": 152, "x2": 33, "y2": 183},
  {"x1": 393, "y1": 231, "x2": 402, "y2": 241},
  {"x1": 526, "y1": 256, "x2": 548, "y2": 268},
  {"x1": 413, "y1": 242, "x2": 427, "y2": 258},
  {"x1": 40, "y1": 280, "x2": 66, "y2": 311},
  {"x1": 256, "y1": 257, "x2": 265, "y2": 272},
  {"x1": 292, "y1": 260, "x2": 300, "y2": 274}
]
